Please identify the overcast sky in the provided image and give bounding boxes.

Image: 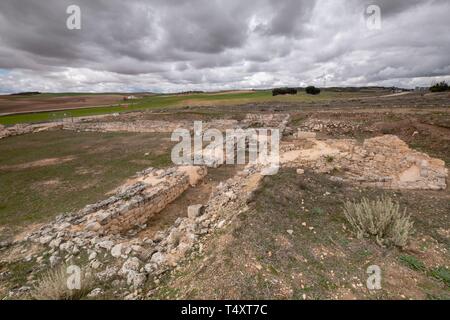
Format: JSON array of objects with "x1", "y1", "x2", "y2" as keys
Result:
[{"x1": 0, "y1": 0, "x2": 449, "y2": 93}]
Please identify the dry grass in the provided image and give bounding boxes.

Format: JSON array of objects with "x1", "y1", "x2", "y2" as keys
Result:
[
  {"x1": 31, "y1": 264, "x2": 95, "y2": 300},
  {"x1": 343, "y1": 196, "x2": 414, "y2": 247}
]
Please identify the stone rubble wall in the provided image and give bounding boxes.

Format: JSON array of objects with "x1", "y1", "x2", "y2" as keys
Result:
[
  {"x1": 194, "y1": 113, "x2": 290, "y2": 168},
  {"x1": 0, "y1": 112, "x2": 287, "y2": 140},
  {"x1": 299, "y1": 118, "x2": 369, "y2": 134},
  {"x1": 81, "y1": 166, "x2": 207, "y2": 234},
  {"x1": 0, "y1": 122, "x2": 63, "y2": 139},
  {"x1": 282, "y1": 134, "x2": 448, "y2": 190},
  {"x1": 242, "y1": 113, "x2": 290, "y2": 132},
  {"x1": 63, "y1": 119, "x2": 240, "y2": 134}
]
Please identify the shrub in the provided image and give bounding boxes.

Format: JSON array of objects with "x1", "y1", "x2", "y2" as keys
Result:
[
  {"x1": 430, "y1": 81, "x2": 449, "y2": 92},
  {"x1": 32, "y1": 264, "x2": 95, "y2": 300},
  {"x1": 343, "y1": 196, "x2": 413, "y2": 247},
  {"x1": 399, "y1": 254, "x2": 426, "y2": 271},
  {"x1": 272, "y1": 87, "x2": 298, "y2": 96},
  {"x1": 305, "y1": 86, "x2": 321, "y2": 95}
]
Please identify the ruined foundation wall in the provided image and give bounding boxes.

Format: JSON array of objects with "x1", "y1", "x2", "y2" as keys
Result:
[
  {"x1": 66, "y1": 166, "x2": 208, "y2": 235},
  {"x1": 282, "y1": 134, "x2": 448, "y2": 190}
]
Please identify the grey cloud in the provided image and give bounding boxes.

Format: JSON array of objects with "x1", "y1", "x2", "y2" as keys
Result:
[{"x1": 0, "y1": 0, "x2": 449, "y2": 92}]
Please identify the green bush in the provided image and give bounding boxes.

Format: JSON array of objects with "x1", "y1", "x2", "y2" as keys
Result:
[
  {"x1": 430, "y1": 81, "x2": 449, "y2": 92},
  {"x1": 343, "y1": 196, "x2": 413, "y2": 247},
  {"x1": 305, "y1": 86, "x2": 321, "y2": 95}
]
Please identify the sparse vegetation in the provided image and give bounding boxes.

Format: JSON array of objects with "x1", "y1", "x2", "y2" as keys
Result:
[
  {"x1": 399, "y1": 254, "x2": 426, "y2": 271},
  {"x1": 343, "y1": 196, "x2": 414, "y2": 247},
  {"x1": 429, "y1": 267, "x2": 450, "y2": 286},
  {"x1": 31, "y1": 264, "x2": 95, "y2": 300}
]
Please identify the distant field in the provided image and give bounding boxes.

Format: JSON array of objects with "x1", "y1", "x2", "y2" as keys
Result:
[
  {"x1": 0, "y1": 90, "x2": 380, "y2": 125},
  {"x1": 0, "y1": 94, "x2": 124, "y2": 115}
]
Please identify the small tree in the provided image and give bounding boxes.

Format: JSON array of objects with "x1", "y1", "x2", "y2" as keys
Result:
[{"x1": 305, "y1": 86, "x2": 321, "y2": 95}]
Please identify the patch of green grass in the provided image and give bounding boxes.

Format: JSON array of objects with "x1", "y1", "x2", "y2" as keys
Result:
[
  {"x1": 399, "y1": 255, "x2": 426, "y2": 272},
  {"x1": 5, "y1": 260, "x2": 34, "y2": 286},
  {"x1": 312, "y1": 207, "x2": 324, "y2": 215},
  {"x1": 429, "y1": 266, "x2": 450, "y2": 286}
]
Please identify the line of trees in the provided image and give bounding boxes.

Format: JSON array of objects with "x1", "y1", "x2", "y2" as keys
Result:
[
  {"x1": 430, "y1": 81, "x2": 449, "y2": 92},
  {"x1": 305, "y1": 86, "x2": 321, "y2": 95},
  {"x1": 272, "y1": 87, "x2": 298, "y2": 96}
]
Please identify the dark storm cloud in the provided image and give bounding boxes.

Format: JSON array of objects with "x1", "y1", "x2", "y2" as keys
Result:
[{"x1": 0, "y1": 0, "x2": 449, "y2": 92}]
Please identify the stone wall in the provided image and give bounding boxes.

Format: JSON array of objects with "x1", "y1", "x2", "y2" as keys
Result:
[
  {"x1": 281, "y1": 135, "x2": 448, "y2": 190},
  {"x1": 0, "y1": 122, "x2": 63, "y2": 140},
  {"x1": 80, "y1": 166, "x2": 207, "y2": 234}
]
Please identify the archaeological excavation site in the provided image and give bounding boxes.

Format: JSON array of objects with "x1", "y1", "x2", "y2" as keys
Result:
[{"x1": 0, "y1": 90, "x2": 449, "y2": 300}]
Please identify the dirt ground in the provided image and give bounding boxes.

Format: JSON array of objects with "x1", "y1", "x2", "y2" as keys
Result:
[{"x1": 0, "y1": 94, "x2": 124, "y2": 115}]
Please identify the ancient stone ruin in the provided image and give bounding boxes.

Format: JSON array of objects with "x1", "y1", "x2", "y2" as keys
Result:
[{"x1": 282, "y1": 133, "x2": 448, "y2": 190}]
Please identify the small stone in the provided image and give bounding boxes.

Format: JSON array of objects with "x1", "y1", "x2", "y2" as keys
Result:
[
  {"x1": 90, "y1": 260, "x2": 102, "y2": 270},
  {"x1": 98, "y1": 240, "x2": 114, "y2": 251},
  {"x1": 296, "y1": 169, "x2": 305, "y2": 175},
  {"x1": 144, "y1": 263, "x2": 155, "y2": 273},
  {"x1": 287, "y1": 229, "x2": 294, "y2": 235},
  {"x1": 127, "y1": 272, "x2": 147, "y2": 288},
  {"x1": 217, "y1": 220, "x2": 226, "y2": 229},
  {"x1": 87, "y1": 288, "x2": 104, "y2": 298},
  {"x1": 59, "y1": 241, "x2": 73, "y2": 252},
  {"x1": 49, "y1": 255, "x2": 60, "y2": 268},
  {"x1": 39, "y1": 235, "x2": 53, "y2": 245},
  {"x1": 150, "y1": 252, "x2": 166, "y2": 266},
  {"x1": 72, "y1": 246, "x2": 80, "y2": 255},
  {"x1": 49, "y1": 238, "x2": 62, "y2": 249},
  {"x1": 187, "y1": 204, "x2": 203, "y2": 219},
  {"x1": 131, "y1": 245, "x2": 144, "y2": 253},
  {"x1": 88, "y1": 251, "x2": 97, "y2": 261},
  {"x1": 120, "y1": 257, "x2": 141, "y2": 275},
  {"x1": 96, "y1": 266, "x2": 118, "y2": 282},
  {"x1": 85, "y1": 221, "x2": 102, "y2": 232},
  {"x1": 111, "y1": 244, "x2": 123, "y2": 258}
]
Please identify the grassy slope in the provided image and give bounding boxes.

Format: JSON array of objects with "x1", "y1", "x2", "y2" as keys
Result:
[{"x1": 0, "y1": 91, "x2": 371, "y2": 125}]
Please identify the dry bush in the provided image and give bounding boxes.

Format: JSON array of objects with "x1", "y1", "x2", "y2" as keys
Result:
[
  {"x1": 32, "y1": 264, "x2": 95, "y2": 300},
  {"x1": 343, "y1": 196, "x2": 413, "y2": 247}
]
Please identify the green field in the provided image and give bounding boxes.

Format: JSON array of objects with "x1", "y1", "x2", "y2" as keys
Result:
[
  {"x1": 0, "y1": 90, "x2": 373, "y2": 125},
  {"x1": 0, "y1": 130, "x2": 174, "y2": 238}
]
